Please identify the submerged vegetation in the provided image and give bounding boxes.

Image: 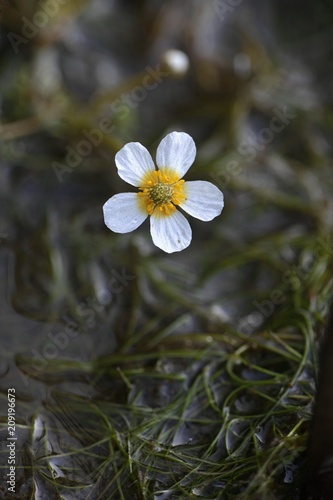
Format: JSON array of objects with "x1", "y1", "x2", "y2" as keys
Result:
[{"x1": 0, "y1": 1, "x2": 333, "y2": 498}]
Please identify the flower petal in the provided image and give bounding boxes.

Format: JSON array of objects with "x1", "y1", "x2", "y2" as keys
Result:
[
  {"x1": 115, "y1": 142, "x2": 155, "y2": 187},
  {"x1": 150, "y1": 210, "x2": 192, "y2": 253},
  {"x1": 103, "y1": 193, "x2": 147, "y2": 233},
  {"x1": 179, "y1": 181, "x2": 224, "y2": 221},
  {"x1": 156, "y1": 131, "x2": 196, "y2": 179}
]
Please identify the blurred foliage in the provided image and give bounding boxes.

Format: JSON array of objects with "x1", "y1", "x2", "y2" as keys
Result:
[{"x1": 0, "y1": 0, "x2": 333, "y2": 498}]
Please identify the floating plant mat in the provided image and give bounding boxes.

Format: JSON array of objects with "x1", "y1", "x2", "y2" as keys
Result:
[{"x1": 11, "y1": 313, "x2": 317, "y2": 499}]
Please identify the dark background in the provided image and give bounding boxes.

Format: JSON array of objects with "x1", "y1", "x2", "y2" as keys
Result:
[{"x1": 0, "y1": 1, "x2": 333, "y2": 498}]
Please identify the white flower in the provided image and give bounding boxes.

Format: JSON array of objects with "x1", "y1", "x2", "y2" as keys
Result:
[
  {"x1": 103, "y1": 131, "x2": 224, "y2": 253},
  {"x1": 160, "y1": 49, "x2": 190, "y2": 78}
]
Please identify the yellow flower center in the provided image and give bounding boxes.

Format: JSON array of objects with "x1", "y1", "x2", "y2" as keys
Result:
[{"x1": 137, "y1": 169, "x2": 186, "y2": 216}]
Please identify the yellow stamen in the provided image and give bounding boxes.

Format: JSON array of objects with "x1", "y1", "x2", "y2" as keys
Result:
[{"x1": 137, "y1": 169, "x2": 186, "y2": 216}]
